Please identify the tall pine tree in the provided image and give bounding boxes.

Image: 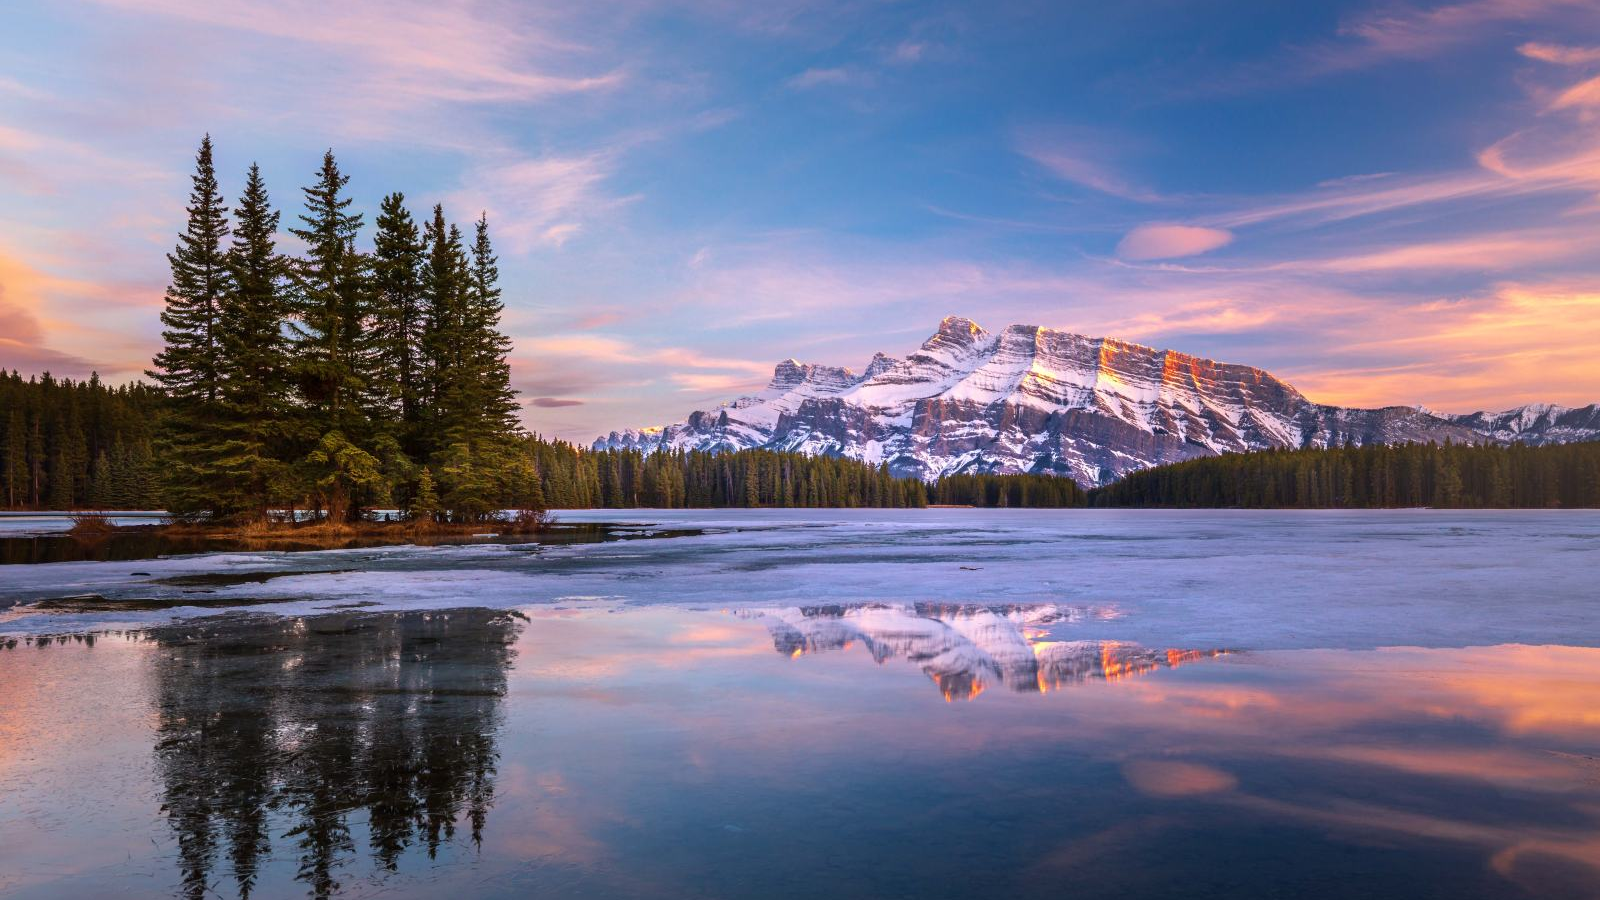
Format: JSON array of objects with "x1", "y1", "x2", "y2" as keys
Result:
[
  {"x1": 288, "y1": 151, "x2": 367, "y2": 431},
  {"x1": 418, "y1": 204, "x2": 466, "y2": 461},
  {"x1": 148, "y1": 135, "x2": 233, "y2": 518},
  {"x1": 288, "y1": 150, "x2": 379, "y2": 521},
  {"x1": 213, "y1": 163, "x2": 293, "y2": 521},
  {"x1": 150, "y1": 135, "x2": 231, "y2": 407},
  {"x1": 464, "y1": 214, "x2": 519, "y2": 438},
  {"x1": 369, "y1": 193, "x2": 426, "y2": 449}
]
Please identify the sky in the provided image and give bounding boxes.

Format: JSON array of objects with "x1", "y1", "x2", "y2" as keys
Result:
[{"x1": 3, "y1": 0, "x2": 1600, "y2": 441}]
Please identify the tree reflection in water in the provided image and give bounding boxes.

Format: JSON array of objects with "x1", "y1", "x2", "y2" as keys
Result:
[{"x1": 149, "y1": 609, "x2": 523, "y2": 899}]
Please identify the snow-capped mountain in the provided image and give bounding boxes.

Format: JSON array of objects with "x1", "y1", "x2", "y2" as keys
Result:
[
  {"x1": 739, "y1": 603, "x2": 1226, "y2": 700},
  {"x1": 595, "y1": 316, "x2": 1600, "y2": 486}
]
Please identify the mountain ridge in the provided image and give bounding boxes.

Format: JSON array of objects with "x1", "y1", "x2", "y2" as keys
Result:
[{"x1": 595, "y1": 316, "x2": 1600, "y2": 486}]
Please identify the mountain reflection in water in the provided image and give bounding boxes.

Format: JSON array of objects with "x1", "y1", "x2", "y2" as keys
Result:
[
  {"x1": 744, "y1": 603, "x2": 1228, "y2": 700},
  {"x1": 148, "y1": 610, "x2": 522, "y2": 899}
]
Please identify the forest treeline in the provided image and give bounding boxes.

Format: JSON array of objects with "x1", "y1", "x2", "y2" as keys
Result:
[
  {"x1": 0, "y1": 371, "x2": 164, "y2": 509},
  {"x1": 1089, "y1": 440, "x2": 1600, "y2": 508},
  {"x1": 0, "y1": 369, "x2": 931, "y2": 512},
  {"x1": 6, "y1": 363, "x2": 1600, "y2": 511}
]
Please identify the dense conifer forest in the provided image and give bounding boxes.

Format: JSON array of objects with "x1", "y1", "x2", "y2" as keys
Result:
[
  {"x1": 931, "y1": 472, "x2": 1087, "y2": 507},
  {"x1": 0, "y1": 372, "x2": 164, "y2": 509},
  {"x1": 1089, "y1": 440, "x2": 1600, "y2": 508}
]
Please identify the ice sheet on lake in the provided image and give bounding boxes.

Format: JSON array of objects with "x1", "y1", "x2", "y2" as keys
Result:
[{"x1": 2, "y1": 508, "x2": 1598, "y2": 651}]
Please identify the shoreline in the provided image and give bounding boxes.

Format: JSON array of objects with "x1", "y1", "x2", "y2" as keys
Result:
[{"x1": 61, "y1": 515, "x2": 551, "y2": 543}]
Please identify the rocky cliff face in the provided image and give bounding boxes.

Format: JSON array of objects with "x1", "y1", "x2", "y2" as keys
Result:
[{"x1": 595, "y1": 316, "x2": 1600, "y2": 486}]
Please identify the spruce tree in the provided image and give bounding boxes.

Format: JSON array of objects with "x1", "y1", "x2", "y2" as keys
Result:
[
  {"x1": 288, "y1": 150, "x2": 368, "y2": 431},
  {"x1": 419, "y1": 204, "x2": 466, "y2": 459},
  {"x1": 288, "y1": 151, "x2": 379, "y2": 520},
  {"x1": 463, "y1": 213, "x2": 519, "y2": 439},
  {"x1": 370, "y1": 193, "x2": 426, "y2": 447},
  {"x1": 148, "y1": 135, "x2": 232, "y2": 518},
  {"x1": 150, "y1": 135, "x2": 232, "y2": 407},
  {"x1": 215, "y1": 163, "x2": 292, "y2": 521}
]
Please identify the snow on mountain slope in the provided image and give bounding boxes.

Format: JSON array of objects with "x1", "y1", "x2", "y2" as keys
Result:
[{"x1": 594, "y1": 316, "x2": 1600, "y2": 486}]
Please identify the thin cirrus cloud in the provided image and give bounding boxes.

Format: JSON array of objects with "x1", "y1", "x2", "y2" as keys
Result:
[
  {"x1": 1517, "y1": 42, "x2": 1600, "y2": 65},
  {"x1": 1116, "y1": 224, "x2": 1234, "y2": 261},
  {"x1": 85, "y1": 0, "x2": 623, "y2": 105},
  {"x1": 1017, "y1": 135, "x2": 1168, "y2": 203},
  {"x1": 1290, "y1": 232, "x2": 1594, "y2": 273},
  {"x1": 1550, "y1": 75, "x2": 1600, "y2": 109},
  {"x1": 446, "y1": 150, "x2": 623, "y2": 253},
  {"x1": 786, "y1": 66, "x2": 856, "y2": 90}
]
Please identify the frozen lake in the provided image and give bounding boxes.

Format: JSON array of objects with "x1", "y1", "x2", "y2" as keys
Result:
[
  {"x1": 2, "y1": 510, "x2": 1598, "y2": 898},
  {"x1": 2, "y1": 508, "x2": 1598, "y2": 650}
]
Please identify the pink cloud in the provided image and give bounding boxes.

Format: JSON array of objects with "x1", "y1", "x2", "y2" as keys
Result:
[
  {"x1": 1117, "y1": 224, "x2": 1234, "y2": 260},
  {"x1": 1335, "y1": 0, "x2": 1594, "y2": 61},
  {"x1": 1517, "y1": 42, "x2": 1600, "y2": 64},
  {"x1": 0, "y1": 252, "x2": 108, "y2": 376},
  {"x1": 1102, "y1": 299, "x2": 1280, "y2": 337},
  {"x1": 1551, "y1": 74, "x2": 1600, "y2": 109},
  {"x1": 88, "y1": 0, "x2": 623, "y2": 105},
  {"x1": 1295, "y1": 232, "x2": 1592, "y2": 273},
  {"x1": 526, "y1": 334, "x2": 770, "y2": 375},
  {"x1": 668, "y1": 372, "x2": 767, "y2": 393}
]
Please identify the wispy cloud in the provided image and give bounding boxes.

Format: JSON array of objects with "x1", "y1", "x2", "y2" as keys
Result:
[
  {"x1": 446, "y1": 150, "x2": 629, "y2": 253},
  {"x1": 1333, "y1": 0, "x2": 1593, "y2": 63},
  {"x1": 1016, "y1": 128, "x2": 1168, "y2": 203},
  {"x1": 786, "y1": 66, "x2": 857, "y2": 90},
  {"x1": 1550, "y1": 75, "x2": 1600, "y2": 109},
  {"x1": 1517, "y1": 41, "x2": 1600, "y2": 64},
  {"x1": 1290, "y1": 232, "x2": 1594, "y2": 273},
  {"x1": 88, "y1": 0, "x2": 623, "y2": 105},
  {"x1": 886, "y1": 40, "x2": 927, "y2": 64},
  {"x1": 1165, "y1": 0, "x2": 1600, "y2": 95},
  {"x1": 1117, "y1": 224, "x2": 1234, "y2": 260}
]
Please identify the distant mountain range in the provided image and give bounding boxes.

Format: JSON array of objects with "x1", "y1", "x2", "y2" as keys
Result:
[{"x1": 595, "y1": 316, "x2": 1600, "y2": 486}]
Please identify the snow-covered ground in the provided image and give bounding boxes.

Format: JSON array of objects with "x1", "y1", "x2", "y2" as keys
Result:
[{"x1": 2, "y1": 508, "x2": 1597, "y2": 650}]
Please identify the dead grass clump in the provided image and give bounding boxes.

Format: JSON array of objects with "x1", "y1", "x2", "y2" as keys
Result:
[
  {"x1": 67, "y1": 513, "x2": 118, "y2": 535},
  {"x1": 506, "y1": 509, "x2": 552, "y2": 533}
]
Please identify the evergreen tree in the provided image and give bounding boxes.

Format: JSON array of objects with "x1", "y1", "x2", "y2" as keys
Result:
[
  {"x1": 370, "y1": 193, "x2": 426, "y2": 447},
  {"x1": 418, "y1": 204, "x2": 466, "y2": 459},
  {"x1": 214, "y1": 163, "x2": 293, "y2": 521},
  {"x1": 148, "y1": 135, "x2": 232, "y2": 518},
  {"x1": 288, "y1": 151, "x2": 377, "y2": 520},
  {"x1": 149, "y1": 135, "x2": 231, "y2": 407},
  {"x1": 288, "y1": 150, "x2": 368, "y2": 437},
  {"x1": 409, "y1": 466, "x2": 439, "y2": 522},
  {"x1": 461, "y1": 213, "x2": 519, "y2": 440}
]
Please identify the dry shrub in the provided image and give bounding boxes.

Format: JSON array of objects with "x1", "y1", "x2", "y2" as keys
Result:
[
  {"x1": 67, "y1": 513, "x2": 118, "y2": 535},
  {"x1": 507, "y1": 509, "x2": 552, "y2": 533}
]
